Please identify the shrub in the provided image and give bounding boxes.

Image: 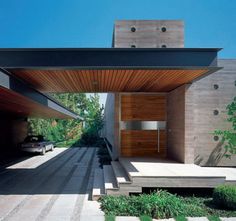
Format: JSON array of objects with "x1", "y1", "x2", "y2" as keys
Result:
[
  {"x1": 99, "y1": 191, "x2": 188, "y2": 219},
  {"x1": 213, "y1": 185, "x2": 236, "y2": 210},
  {"x1": 180, "y1": 196, "x2": 206, "y2": 217}
]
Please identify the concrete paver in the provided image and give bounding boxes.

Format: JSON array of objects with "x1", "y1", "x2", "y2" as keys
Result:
[
  {"x1": 187, "y1": 218, "x2": 209, "y2": 221},
  {"x1": 221, "y1": 218, "x2": 236, "y2": 221},
  {"x1": 0, "y1": 147, "x2": 104, "y2": 221}
]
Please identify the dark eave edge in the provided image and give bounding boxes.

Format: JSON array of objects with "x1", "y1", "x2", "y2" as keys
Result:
[
  {"x1": 0, "y1": 48, "x2": 221, "y2": 69},
  {"x1": 0, "y1": 69, "x2": 81, "y2": 119}
]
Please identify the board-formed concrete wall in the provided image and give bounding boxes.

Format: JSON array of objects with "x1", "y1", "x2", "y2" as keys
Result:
[
  {"x1": 102, "y1": 93, "x2": 119, "y2": 159},
  {"x1": 167, "y1": 85, "x2": 187, "y2": 163},
  {"x1": 190, "y1": 59, "x2": 236, "y2": 166},
  {"x1": 167, "y1": 60, "x2": 236, "y2": 166},
  {"x1": 113, "y1": 20, "x2": 184, "y2": 48}
]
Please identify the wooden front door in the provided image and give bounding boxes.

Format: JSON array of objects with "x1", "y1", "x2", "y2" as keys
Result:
[{"x1": 120, "y1": 94, "x2": 167, "y2": 157}]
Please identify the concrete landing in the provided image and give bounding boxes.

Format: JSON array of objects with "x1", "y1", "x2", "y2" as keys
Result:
[{"x1": 119, "y1": 157, "x2": 236, "y2": 188}]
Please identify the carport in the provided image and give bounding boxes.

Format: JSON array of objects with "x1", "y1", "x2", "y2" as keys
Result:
[{"x1": 0, "y1": 48, "x2": 221, "y2": 160}]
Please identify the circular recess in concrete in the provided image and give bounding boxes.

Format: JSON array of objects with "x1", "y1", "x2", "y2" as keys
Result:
[
  {"x1": 131, "y1": 44, "x2": 136, "y2": 48},
  {"x1": 213, "y1": 84, "x2": 219, "y2": 90},
  {"x1": 213, "y1": 109, "x2": 219, "y2": 115},
  {"x1": 214, "y1": 135, "x2": 219, "y2": 141},
  {"x1": 161, "y1": 44, "x2": 167, "y2": 48},
  {"x1": 131, "y1": 26, "x2": 136, "y2": 32},
  {"x1": 161, "y1": 26, "x2": 167, "y2": 32}
]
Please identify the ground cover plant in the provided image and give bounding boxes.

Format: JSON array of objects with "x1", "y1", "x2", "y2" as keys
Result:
[
  {"x1": 99, "y1": 187, "x2": 236, "y2": 219},
  {"x1": 213, "y1": 185, "x2": 236, "y2": 210}
]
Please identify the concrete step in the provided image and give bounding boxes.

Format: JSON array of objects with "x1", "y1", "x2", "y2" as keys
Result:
[
  {"x1": 111, "y1": 161, "x2": 132, "y2": 186},
  {"x1": 103, "y1": 165, "x2": 118, "y2": 193},
  {"x1": 92, "y1": 168, "x2": 105, "y2": 200}
]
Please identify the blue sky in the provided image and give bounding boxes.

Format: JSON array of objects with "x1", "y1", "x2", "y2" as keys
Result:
[{"x1": 0, "y1": 0, "x2": 236, "y2": 58}]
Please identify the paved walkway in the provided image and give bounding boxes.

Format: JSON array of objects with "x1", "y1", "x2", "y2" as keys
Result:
[
  {"x1": 0, "y1": 147, "x2": 104, "y2": 221},
  {"x1": 0, "y1": 148, "x2": 235, "y2": 221}
]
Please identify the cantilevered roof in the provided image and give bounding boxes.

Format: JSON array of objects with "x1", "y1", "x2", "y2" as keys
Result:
[
  {"x1": 0, "y1": 48, "x2": 221, "y2": 93},
  {"x1": 0, "y1": 69, "x2": 79, "y2": 118}
]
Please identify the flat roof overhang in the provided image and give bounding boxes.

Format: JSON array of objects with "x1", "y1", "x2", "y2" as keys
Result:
[
  {"x1": 0, "y1": 48, "x2": 222, "y2": 92},
  {"x1": 0, "y1": 69, "x2": 79, "y2": 119}
]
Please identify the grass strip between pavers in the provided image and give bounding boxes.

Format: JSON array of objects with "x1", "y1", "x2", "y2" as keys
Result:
[
  {"x1": 207, "y1": 216, "x2": 221, "y2": 221},
  {"x1": 105, "y1": 215, "x2": 115, "y2": 221},
  {"x1": 140, "y1": 215, "x2": 153, "y2": 221},
  {"x1": 175, "y1": 216, "x2": 188, "y2": 221}
]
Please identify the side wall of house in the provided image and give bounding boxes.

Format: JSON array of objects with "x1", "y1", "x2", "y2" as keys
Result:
[
  {"x1": 102, "y1": 93, "x2": 119, "y2": 160},
  {"x1": 190, "y1": 59, "x2": 236, "y2": 166},
  {"x1": 167, "y1": 85, "x2": 186, "y2": 163},
  {"x1": 167, "y1": 59, "x2": 236, "y2": 166},
  {"x1": 167, "y1": 84, "x2": 194, "y2": 163}
]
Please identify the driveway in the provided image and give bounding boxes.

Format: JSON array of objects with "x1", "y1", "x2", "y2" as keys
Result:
[{"x1": 0, "y1": 147, "x2": 104, "y2": 221}]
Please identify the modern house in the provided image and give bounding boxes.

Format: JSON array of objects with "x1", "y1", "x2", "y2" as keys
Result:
[
  {"x1": 0, "y1": 20, "x2": 235, "y2": 197},
  {"x1": 103, "y1": 20, "x2": 236, "y2": 167}
]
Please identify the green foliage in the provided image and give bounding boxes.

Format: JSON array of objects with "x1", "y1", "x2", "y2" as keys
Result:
[
  {"x1": 207, "y1": 216, "x2": 221, "y2": 221},
  {"x1": 105, "y1": 215, "x2": 115, "y2": 221},
  {"x1": 215, "y1": 96, "x2": 236, "y2": 158},
  {"x1": 85, "y1": 94, "x2": 104, "y2": 134},
  {"x1": 175, "y1": 216, "x2": 187, "y2": 221},
  {"x1": 28, "y1": 93, "x2": 104, "y2": 147},
  {"x1": 72, "y1": 94, "x2": 104, "y2": 146},
  {"x1": 139, "y1": 215, "x2": 152, "y2": 221},
  {"x1": 179, "y1": 196, "x2": 206, "y2": 216},
  {"x1": 213, "y1": 185, "x2": 236, "y2": 210},
  {"x1": 99, "y1": 190, "x2": 236, "y2": 219},
  {"x1": 96, "y1": 140, "x2": 111, "y2": 167},
  {"x1": 99, "y1": 191, "x2": 188, "y2": 219},
  {"x1": 74, "y1": 128, "x2": 100, "y2": 146}
]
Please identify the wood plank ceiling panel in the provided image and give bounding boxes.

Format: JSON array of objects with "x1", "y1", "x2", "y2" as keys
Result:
[
  {"x1": 0, "y1": 87, "x2": 71, "y2": 118},
  {"x1": 11, "y1": 69, "x2": 208, "y2": 93}
]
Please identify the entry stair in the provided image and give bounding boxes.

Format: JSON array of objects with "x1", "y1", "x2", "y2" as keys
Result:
[
  {"x1": 92, "y1": 159, "x2": 236, "y2": 200},
  {"x1": 92, "y1": 161, "x2": 141, "y2": 200}
]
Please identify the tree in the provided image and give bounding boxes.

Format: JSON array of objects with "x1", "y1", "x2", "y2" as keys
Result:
[
  {"x1": 215, "y1": 96, "x2": 236, "y2": 158},
  {"x1": 85, "y1": 93, "x2": 104, "y2": 135},
  {"x1": 28, "y1": 93, "x2": 104, "y2": 146}
]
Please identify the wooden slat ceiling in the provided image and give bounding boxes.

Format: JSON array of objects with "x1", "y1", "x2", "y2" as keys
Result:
[
  {"x1": 10, "y1": 69, "x2": 208, "y2": 93},
  {"x1": 0, "y1": 87, "x2": 72, "y2": 118}
]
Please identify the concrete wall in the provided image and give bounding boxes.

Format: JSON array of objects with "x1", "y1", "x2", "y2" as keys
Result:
[
  {"x1": 113, "y1": 20, "x2": 184, "y2": 48},
  {"x1": 0, "y1": 114, "x2": 28, "y2": 153},
  {"x1": 167, "y1": 84, "x2": 195, "y2": 163},
  {"x1": 102, "y1": 93, "x2": 119, "y2": 159},
  {"x1": 167, "y1": 85, "x2": 186, "y2": 163},
  {"x1": 167, "y1": 60, "x2": 236, "y2": 166},
  {"x1": 190, "y1": 59, "x2": 236, "y2": 166}
]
